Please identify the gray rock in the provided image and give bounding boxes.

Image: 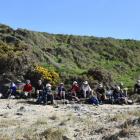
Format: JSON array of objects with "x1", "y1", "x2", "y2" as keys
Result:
[
  {"x1": 16, "y1": 112, "x2": 23, "y2": 116},
  {"x1": 62, "y1": 136, "x2": 72, "y2": 140},
  {"x1": 17, "y1": 106, "x2": 26, "y2": 112}
]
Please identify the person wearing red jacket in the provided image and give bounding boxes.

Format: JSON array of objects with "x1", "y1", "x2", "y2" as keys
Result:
[
  {"x1": 71, "y1": 81, "x2": 80, "y2": 97},
  {"x1": 23, "y1": 80, "x2": 32, "y2": 98}
]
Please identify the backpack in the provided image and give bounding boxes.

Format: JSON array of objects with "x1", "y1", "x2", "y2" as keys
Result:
[{"x1": 88, "y1": 97, "x2": 99, "y2": 105}]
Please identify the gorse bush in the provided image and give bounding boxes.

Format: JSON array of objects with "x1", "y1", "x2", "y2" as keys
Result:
[{"x1": 35, "y1": 66, "x2": 60, "y2": 85}]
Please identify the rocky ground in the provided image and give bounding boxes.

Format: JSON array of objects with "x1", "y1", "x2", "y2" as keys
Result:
[{"x1": 0, "y1": 99, "x2": 140, "y2": 140}]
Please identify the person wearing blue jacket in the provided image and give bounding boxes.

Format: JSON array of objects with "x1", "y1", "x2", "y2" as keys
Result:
[{"x1": 7, "y1": 82, "x2": 17, "y2": 98}]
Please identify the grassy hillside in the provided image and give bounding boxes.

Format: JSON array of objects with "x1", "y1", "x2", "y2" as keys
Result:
[{"x1": 0, "y1": 24, "x2": 140, "y2": 87}]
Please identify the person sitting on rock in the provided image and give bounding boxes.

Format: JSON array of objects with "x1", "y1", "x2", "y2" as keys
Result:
[
  {"x1": 112, "y1": 85, "x2": 127, "y2": 104},
  {"x1": 105, "y1": 86, "x2": 114, "y2": 104},
  {"x1": 119, "y1": 82, "x2": 128, "y2": 96},
  {"x1": 69, "y1": 81, "x2": 80, "y2": 101},
  {"x1": 35, "y1": 80, "x2": 44, "y2": 100},
  {"x1": 112, "y1": 85, "x2": 122, "y2": 104},
  {"x1": 45, "y1": 83, "x2": 54, "y2": 104},
  {"x1": 134, "y1": 80, "x2": 140, "y2": 94},
  {"x1": 7, "y1": 82, "x2": 17, "y2": 98},
  {"x1": 23, "y1": 80, "x2": 32, "y2": 98},
  {"x1": 56, "y1": 83, "x2": 66, "y2": 100},
  {"x1": 87, "y1": 90, "x2": 99, "y2": 106},
  {"x1": 37, "y1": 83, "x2": 53, "y2": 105},
  {"x1": 120, "y1": 83, "x2": 132, "y2": 104},
  {"x1": 71, "y1": 81, "x2": 80, "y2": 97},
  {"x1": 81, "y1": 81, "x2": 93, "y2": 98},
  {"x1": 96, "y1": 83, "x2": 106, "y2": 104}
]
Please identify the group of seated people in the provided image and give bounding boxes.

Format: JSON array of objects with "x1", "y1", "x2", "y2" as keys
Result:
[{"x1": 1, "y1": 79, "x2": 140, "y2": 105}]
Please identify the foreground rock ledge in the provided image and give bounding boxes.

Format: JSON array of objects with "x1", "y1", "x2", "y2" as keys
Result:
[{"x1": 0, "y1": 99, "x2": 140, "y2": 140}]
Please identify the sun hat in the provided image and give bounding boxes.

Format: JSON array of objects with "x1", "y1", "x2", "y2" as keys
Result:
[
  {"x1": 46, "y1": 83, "x2": 51, "y2": 87},
  {"x1": 26, "y1": 80, "x2": 30, "y2": 84},
  {"x1": 73, "y1": 81, "x2": 77, "y2": 85},
  {"x1": 83, "y1": 81, "x2": 88, "y2": 85}
]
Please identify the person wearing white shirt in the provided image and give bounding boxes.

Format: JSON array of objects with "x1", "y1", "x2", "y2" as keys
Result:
[{"x1": 81, "y1": 81, "x2": 93, "y2": 98}]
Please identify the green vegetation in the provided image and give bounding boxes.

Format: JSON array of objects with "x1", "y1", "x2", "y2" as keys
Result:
[{"x1": 0, "y1": 24, "x2": 140, "y2": 87}]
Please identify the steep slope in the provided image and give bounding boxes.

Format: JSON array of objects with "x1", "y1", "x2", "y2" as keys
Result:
[{"x1": 0, "y1": 24, "x2": 140, "y2": 86}]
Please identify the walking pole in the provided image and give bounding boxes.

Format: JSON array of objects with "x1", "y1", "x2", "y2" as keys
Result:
[{"x1": 7, "y1": 90, "x2": 12, "y2": 109}]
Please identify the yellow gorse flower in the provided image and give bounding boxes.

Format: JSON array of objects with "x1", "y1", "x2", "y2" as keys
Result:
[{"x1": 35, "y1": 66, "x2": 60, "y2": 85}]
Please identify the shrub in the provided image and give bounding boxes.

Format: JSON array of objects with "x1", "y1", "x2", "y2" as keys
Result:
[{"x1": 35, "y1": 66, "x2": 60, "y2": 86}]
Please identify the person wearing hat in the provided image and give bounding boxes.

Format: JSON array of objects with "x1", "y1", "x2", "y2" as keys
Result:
[
  {"x1": 112, "y1": 85, "x2": 128, "y2": 104},
  {"x1": 36, "y1": 83, "x2": 54, "y2": 105},
  {"x1": 71, "y1": 81, "x2": 80, "y2": 97},
  {"x1": 112, "y1": 85, "x2": 121, "y2": 104},
  {"x1": 81, "y1": 81, "x2": 93, "y2": 98},
  {"x1": 56, "y1": 83, "x2": 66, "y2": 100},
  {"x1": 96, "y1": 83, "x2": 106, "y2": 104},
  {"x1": 45, "y1": 83, "x2": 54, "y2": 104}
]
